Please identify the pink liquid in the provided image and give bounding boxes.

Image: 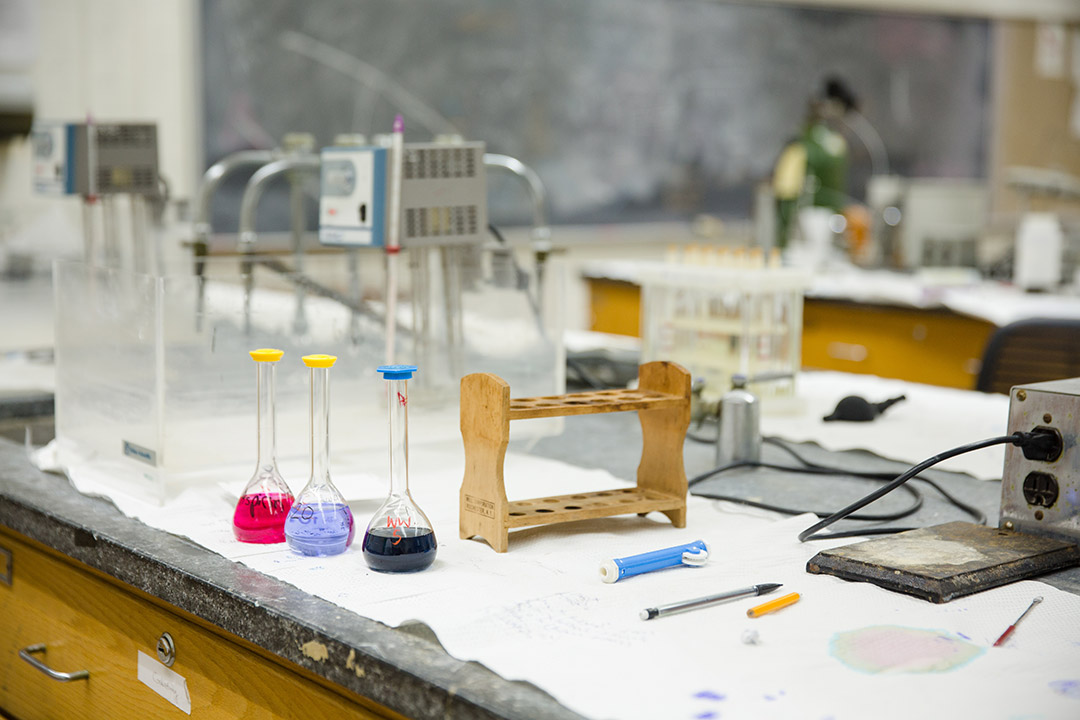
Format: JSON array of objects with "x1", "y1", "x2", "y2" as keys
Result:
[{"x1": 233, "y1": 492, "x2": 294, "y2": 543}]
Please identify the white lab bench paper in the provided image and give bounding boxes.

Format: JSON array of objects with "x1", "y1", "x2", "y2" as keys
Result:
[
  {"x1": 767, "y1": 371, "x2": 1012, "y2": 480},
  {"x1": 41, "y1": 439, "x2": 1080, "y2": 720}
]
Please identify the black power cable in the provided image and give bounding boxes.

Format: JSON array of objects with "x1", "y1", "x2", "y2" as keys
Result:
[
  {"x1": 762, "y1": 436, "x2": 989, "y2": 529},
  {"x1": 797, "y1": 432, "x2": 1036, "y2": 542},
  {"x1": 685, "y1": 432, "x2": 998, "y2": 533},
  {"x1": 689, "y1": 459, "x2": 924, "y2": 523}
]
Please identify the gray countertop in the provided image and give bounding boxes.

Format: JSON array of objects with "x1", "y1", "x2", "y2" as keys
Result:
[{"x1": 2, "y1": 410, "x2": 1078, "y2": 720}]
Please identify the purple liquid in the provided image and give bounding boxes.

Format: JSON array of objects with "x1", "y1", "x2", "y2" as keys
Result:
[
  {"x1": 233, "y1": 492, "x2": 294, "y2": 544},
  {"x1": 362, "y1": 527, "x2": 437, "y2": 572},
  {"x1": 284, "y1": 503, "x2": 355, "y2": 556}
]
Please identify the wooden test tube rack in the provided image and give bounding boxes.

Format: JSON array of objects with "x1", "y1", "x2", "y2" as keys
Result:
[{"x1": 459, "y1": 361, "x2": 691, "y2": 552}]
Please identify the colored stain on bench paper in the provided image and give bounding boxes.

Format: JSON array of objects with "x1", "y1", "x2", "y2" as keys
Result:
[{"x1": 831, "y1": 626, "x2": 983, "y2": 674}]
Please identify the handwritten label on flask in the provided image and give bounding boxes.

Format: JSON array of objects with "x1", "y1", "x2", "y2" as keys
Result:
[{"x1": 137, "y1": 650, "x2": 191, "y2": 714}]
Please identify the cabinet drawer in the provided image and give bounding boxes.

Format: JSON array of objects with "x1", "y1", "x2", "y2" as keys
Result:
[{"x1": 0, "y1": 529, "x2": 399, "y2": 720}]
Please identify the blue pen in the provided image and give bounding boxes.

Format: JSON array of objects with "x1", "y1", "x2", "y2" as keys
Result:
[{"x1": 599, "y1": 540, "x2": 709, "y2": 583}]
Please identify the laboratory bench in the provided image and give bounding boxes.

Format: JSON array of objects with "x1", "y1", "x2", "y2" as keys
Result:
[
  {"x1": 583, "y1": 265, "x2": 1080, "y2": 390},
  {"x1": 0, "y1": 436, "x2": 582, "y2": 720},
  {"x1": 3, "y1": 399, "x2": 1080, "y2": 719}
]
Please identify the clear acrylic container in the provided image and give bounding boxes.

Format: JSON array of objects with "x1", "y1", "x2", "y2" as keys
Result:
[{"x1": 52, "y1": 249, "x2": 562, "y2": 504}]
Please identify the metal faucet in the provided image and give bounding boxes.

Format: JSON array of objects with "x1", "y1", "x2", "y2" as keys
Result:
[
  {"x1": 483, "y1": 153, "x2": 551, "y2": 251},
  {"x1": 482, "y1": 153, "x2": 553, "y2": 318},
  {"x1": 237, "y1": 153, "x2": 321, "y2": 334},
  {"x1": 190, "y1": 149, "x2": 279, "y2": 329},
  {"x1": 193, "y1": 150, "x2": 280, "y2": 245}
]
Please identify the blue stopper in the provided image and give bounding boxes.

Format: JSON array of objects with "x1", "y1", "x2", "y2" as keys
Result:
[{"x1": 377, "y1": 364, "x2": 418, "y2": 380}]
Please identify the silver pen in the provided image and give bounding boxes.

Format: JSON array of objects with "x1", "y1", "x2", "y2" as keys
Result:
[{"x1": 640, "y1": 583, "x2": 783, "y2": 620}]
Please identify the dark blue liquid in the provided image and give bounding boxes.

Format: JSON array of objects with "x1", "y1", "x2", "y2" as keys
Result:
[
  {"x1": 362, "y1": 527, "x2": 437, "y2": 572},
  {"x1": 284, "y1": 503, "x2": 355, "y2": 556}
]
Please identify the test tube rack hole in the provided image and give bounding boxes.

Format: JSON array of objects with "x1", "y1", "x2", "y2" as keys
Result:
[{"x1": 459, "y1": 361, "x2": 691, "y2": 552}]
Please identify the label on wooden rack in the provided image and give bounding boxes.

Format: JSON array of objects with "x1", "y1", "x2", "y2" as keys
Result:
[
  {"x1": 464, "y1": 494, "x2": 495, "y2": 518},
  {"x1": 137, "y1": 650, "x2": 191, "y2": 714}
]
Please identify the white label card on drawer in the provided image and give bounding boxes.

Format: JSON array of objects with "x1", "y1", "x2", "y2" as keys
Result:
[{"x1": 137, "y1": 650, "x2": 192, "y2": 714}]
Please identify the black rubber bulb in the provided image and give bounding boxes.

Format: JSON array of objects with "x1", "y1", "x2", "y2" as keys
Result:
[{"x1": 823, "y1": 394, "x2": 906, "y2": 422}]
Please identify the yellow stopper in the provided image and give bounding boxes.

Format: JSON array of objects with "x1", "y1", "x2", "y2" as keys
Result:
[
  {"x1": 249, "y1": 348, "x2": 284, "y2": 363},
  {"x1": 302, "y1": 353, "x2": 338, "y2": 368}
]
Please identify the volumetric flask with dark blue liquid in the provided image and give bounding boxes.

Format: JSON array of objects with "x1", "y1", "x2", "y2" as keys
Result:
[
  {"x1": 284, "y1": 354, "x2": 355, "y2": 556},
  {"x1": 362, "y1": 365, "x2": 437, "y2": 572}
]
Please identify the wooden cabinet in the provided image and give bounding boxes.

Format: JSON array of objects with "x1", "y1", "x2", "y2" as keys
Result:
[
  {"x1": 801, "y1": 299, "x2": 995, "y2": 389},
  {"x1": 0, "y1": 528, "x2": 400, "y2": 720}
]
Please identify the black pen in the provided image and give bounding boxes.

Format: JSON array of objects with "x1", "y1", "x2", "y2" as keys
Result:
[{"x1": 640, "y1": 583, "x2": 782, "y2": 620}]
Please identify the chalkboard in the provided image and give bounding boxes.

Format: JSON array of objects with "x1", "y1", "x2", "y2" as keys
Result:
[{"x1": 201, "y1": 0, "x2": 990, "y2": 231}]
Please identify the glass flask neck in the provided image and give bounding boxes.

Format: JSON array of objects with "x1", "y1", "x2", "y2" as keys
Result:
[
  {"x1": 255, "y1": 362, "x2": 277, "y2": 472},
  {"x1": 386, "y1": 378, "x2": 409, "y2": 497},
  {"x1": 309, "y1": 366, "x2": 332, "y2": 485}
]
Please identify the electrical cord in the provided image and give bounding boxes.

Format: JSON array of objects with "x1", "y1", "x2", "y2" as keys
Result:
[
  {"x1": 487, "y1": 222, "x2": 508, "y2": 245},
  {"x1": 685, "y1": 432, "x2": 1001, "y2": 533},
  {"x1": 763, "y1": 436, "x2": 989, "y2": 527},
  {"x1": 566, "y1": 356, "x2": 610, "y2": 390},
  {"x1": 689, "y1": 459, "x2": 924, "y2": 522},
  {"x1": 796, "y1": 431, "x2": 1048, "y2": 542},
  {"x1": 685, "y1": 428, "x2": 717, "y2": 445}
]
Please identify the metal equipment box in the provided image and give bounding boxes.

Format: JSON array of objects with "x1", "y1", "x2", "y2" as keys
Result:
[
  {"x1": 32, "y1": 121, "x2": 159, "y2": 196},
  {"x1": 1001, "y1": 378, "x2": 1080, "y2": 544},
  {"x1": 318, "y1": 141, "x2": 487, "y2": 249}
]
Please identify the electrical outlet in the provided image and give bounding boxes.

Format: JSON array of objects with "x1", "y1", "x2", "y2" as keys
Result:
[{"x1": 1001, "y1": 378, "x2": 1080, "y2": 543}]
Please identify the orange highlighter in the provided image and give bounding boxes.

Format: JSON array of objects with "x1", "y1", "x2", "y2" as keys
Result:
[{"x1": 747, "y1": 592, "x2": 801, "y2": 618}]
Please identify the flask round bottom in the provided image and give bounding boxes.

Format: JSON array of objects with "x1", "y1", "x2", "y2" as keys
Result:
[
  {"x1": 284, "y1": 503, "x2": 355, "y2": 556},
  {"x1": 362, "y1": 527, "x2": 437, "y2": 572},
  {"x1": 233, "y1": 492, "x2": 294, "y2": 544}
]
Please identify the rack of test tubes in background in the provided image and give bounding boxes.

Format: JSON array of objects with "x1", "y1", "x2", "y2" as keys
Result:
[
  {"x1": 52, "y1": 250, "x2": 565, "y2": 505},
  {"x1": 638, "y1": 246, "x2": 809, "y2": 408}
]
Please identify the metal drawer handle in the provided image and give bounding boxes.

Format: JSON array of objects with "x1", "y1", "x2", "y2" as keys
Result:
[{"x1": 19, "y1": 644, "x2": 90, "y2": 682}]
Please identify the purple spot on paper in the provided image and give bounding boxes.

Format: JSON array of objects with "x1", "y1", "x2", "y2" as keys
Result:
[
  {"x1": 957, "y1": 633, "x2": 971, "y2": 641},
  {"x1": 695, "y1": 713, "x2": 718, "y2": 719},
  {"x1": 764, "y1": 695, "x2": 777, "y2": 701},
  {"x1": 1050, "y1": 680, "x2": 1080, "y2": 699},
  {"x1": 693, "y1": 691, "x2": 726, "y2": 702}
]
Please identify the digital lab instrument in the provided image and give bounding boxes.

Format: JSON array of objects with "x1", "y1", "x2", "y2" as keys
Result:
[{"x1": 31, "y1": 120, "x2": 161, "y2": 272}]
